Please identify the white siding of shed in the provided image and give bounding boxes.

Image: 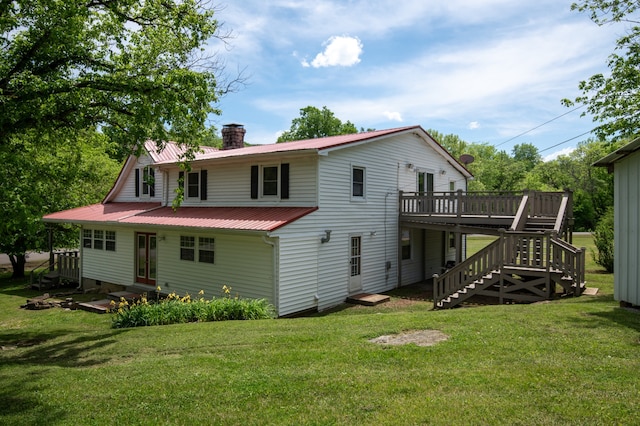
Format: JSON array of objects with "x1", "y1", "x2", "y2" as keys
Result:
[{"x1": 614, "y1": 150, "x2": 640, "y2": 306}]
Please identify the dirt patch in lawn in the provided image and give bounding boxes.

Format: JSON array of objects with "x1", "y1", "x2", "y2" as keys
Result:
[{"x1": 369, "y1": 329, "x2": 449, "y2": 347}]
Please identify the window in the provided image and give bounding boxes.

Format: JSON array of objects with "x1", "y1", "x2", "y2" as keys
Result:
[
  {"x1": 180, "y1": 236, "x2": 195, "y2": 261},
  {"x1": 401, "y1": 229, "x2": 412, "y2": 260},
  {"x1": 263, "y1": 166, "x2": 278, "y2": 196},
  {"x1": 180, "y1": 236, "x2": 214, "y2": 263},
  {"x1": 143, "y1": 166, "x2": 155, "y2": 197},
  {"x1": 449, "y1": 232, "x2": 456, "y2": 249},
  {"x1": 105, "y1": 231, "x2": 116, "y2": 251},
  {"x1": 179, "y1": 170, "x2": 207, "y2": 200},
  {"x1": 352, "y1": 166, "x2": 365, "y2": 198},
  {"x1": 250, "y1": 164, "x2": 289, "y2": 200},
  {"x1": 83, "y1": 229, "x2": 92, "y2": 248},
  {"x1": 449, "y1": 181, "x2": 455, "y2": 192},
  {"x1": 93, "y1": 230, "x2": 104, "y2": 250},
  {"x1": 187, "y1": 172, "x2": 199, "y2": 198},
  {"x1": 198, "y1": 237, "x2": 215, "y2": 264}
]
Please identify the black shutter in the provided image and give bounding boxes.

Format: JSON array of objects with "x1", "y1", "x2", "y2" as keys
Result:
[
  {"x1": 200, "y1": 170, "x2": 207, "y2": 200},
  {"x1": 149, "y1": 168, "x2": 155, "y2": 197},
  {"x1": 179, "y1": 171, "x2": 184, "y2": 191},
  {"x1": 250, "y1": 165, "x2": 259, "y2": 199},
  {"x1": 135, "y1": 169, "x2": 140, "y2": 197},
  {"x1": 281, "y1": 163, "x2": 289, "y2": 199}
]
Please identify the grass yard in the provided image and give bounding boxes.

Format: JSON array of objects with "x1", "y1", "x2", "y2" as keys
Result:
[{"x1": 1, "y1": 234, "x2": 639, "y2": 425}]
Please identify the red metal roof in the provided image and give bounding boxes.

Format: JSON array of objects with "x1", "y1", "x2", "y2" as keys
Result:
[
  {"x1": 43, "y1": 203, "x2": 162, "y2": 223},
  {"x1": 43, "y1": 203, "x2": 317, "y2": 232},
  {"x1": 155, "y1": 126, "x2": 420, "y2": 164},
  {"x1": 144, "y1": 140, "x2": 218, "y2": 163}
]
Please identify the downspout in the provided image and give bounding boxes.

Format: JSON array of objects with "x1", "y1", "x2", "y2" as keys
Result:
[{"x1": 262, "y1": 235, "x2": 278, "y2": 315}]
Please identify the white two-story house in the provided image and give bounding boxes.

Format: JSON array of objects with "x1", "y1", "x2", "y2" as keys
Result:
[{"x1": 43, "y1": 125, "x2": 472, "y2": 316}]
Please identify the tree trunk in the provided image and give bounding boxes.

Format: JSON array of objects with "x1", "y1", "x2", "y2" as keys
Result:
[{"x1": 9, "y1": 254, "x2": 26, "y2": 279}]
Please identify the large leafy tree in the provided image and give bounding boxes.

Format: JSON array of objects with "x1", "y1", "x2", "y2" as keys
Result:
[
  {"x1": 277, "y1": 106, "x2": 358, "y2": 142},
  {"x1": 0, "y1": 130, "x2": 121, "y2": 278},
  {"x1": 565, "y1": 0, "x2": 640, "y2": 140},
  {"x1": 0, "y1": 0, "x2": 231, "y2": 157}
]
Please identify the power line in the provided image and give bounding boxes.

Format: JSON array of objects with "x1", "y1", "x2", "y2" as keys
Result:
[
  {"x1": 494, "y1": 104, "x2": 585, "y2": 148},
  {"x1": 538, "y1": 129, "x2": 595, "y2": 153}
]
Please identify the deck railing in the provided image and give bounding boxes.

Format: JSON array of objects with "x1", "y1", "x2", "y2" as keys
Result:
[
  {"x1": 400, "y1": 190, "x2": 568, "y2": 219},
  {"x1": 433, "y1": 231, "x2": 585, "y2": 308}
]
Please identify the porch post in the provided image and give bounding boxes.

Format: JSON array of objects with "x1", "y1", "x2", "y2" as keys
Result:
[{"x1": 48, "y1": 225, "x2": 55, "y2": 272}]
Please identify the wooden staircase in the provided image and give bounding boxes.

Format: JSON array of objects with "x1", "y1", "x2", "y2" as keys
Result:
[{"x1": 434, "y1": 231, "x2": 586, "y2": 309}]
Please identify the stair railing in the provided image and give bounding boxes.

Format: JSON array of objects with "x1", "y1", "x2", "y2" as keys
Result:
[
  {"x1": 433, "y1": 234, "x2": 504, "y2": 309},
  {"x1": 550, "y1": 235, "x2": 586, "y2": 295},
  {"x1": 433, "y1": 230, "x2": 585, "y2": 308}
]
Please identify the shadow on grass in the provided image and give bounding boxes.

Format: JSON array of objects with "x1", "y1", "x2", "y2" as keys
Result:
[
  {"x1": 0, "y1": 373, "x2": 67, "y2": 424},
  {"x1": 0, "y1": 328, "x2": 130, "y2": 368}
]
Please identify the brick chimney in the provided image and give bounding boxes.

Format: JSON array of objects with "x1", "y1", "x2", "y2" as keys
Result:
[{"x1": 221, "y1": 123, "x2": 246, "y2": 150}]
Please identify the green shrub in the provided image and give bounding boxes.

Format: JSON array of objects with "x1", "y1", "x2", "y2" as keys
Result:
[
  {"x1": 110, "y1": 287, "x2": 275, "y2": 328},
  {"x1": 592, "y1": 207, "x2": 614, "y2": 273}
]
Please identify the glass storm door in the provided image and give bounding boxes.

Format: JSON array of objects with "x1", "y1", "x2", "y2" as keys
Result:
[
  {"x1": 349, "y1": 235, "x2": 363, "y2": 293},
  {"x1": 136, "y1": 232, "x2": 157, "y2": 285}
]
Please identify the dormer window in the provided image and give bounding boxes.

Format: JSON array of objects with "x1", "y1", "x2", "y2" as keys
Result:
[{"x1": 135, "y1": 166, "x2": 155, "y2": 198}]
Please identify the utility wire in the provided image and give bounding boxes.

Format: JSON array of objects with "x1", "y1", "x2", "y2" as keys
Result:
[
  {"x1": 538, "y1": 129, "x2": 595, "y2": 153},
  {"x1": 494, "y1": 104, "x2": 585, "y2": 148}
]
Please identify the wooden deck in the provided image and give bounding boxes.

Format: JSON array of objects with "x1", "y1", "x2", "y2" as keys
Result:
[{"x1": 398, "y1": 190, "x2": 584, "y2": 309}]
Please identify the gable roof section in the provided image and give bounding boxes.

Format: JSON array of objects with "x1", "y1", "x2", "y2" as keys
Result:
[
  {"x1": 144, "y1": 140, "x2": 219, "y2": 163},
  {"x1": 43, "y1": 203, "x2": 317, "y2": 232},
  {"x1": 103, "y1": 141, "x2": 219, "y2": 203},
  {"x1": 152, "y1": 125, "x2": 473, "y2": 178}
]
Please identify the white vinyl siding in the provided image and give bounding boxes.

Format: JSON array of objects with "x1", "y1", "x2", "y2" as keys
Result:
[
  {"x1": 166, "y1": 156, "x2": 317, "y2": 207},
  {"x1": 614, "y1": 150, "x2": 640, "y2": 306},
  {"x1": 112, "y1": 154, "x2": 163, "y2": 202},
  {"x1": 156, "y1": 231, "x2": 274, "y2": 304},
  {"x1": 277, "y1": 235, "x2": 319, "y2": 316},
  {"x1": 81, "y1": 226, "x2": 135, "y2": 285}
]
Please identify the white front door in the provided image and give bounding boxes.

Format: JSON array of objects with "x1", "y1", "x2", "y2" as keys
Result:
[{"x1": 349, "y1": 235, "x2": 363, "y2": 293}]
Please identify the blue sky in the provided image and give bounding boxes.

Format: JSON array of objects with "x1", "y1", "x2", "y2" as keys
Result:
[{"x1": 207, "y1": 1, "x2": 621, "y2": 160}]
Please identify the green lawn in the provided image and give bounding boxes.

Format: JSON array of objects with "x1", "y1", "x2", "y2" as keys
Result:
[{"x1": 1, "y1": 235, "x2": 638, "y2": 425}]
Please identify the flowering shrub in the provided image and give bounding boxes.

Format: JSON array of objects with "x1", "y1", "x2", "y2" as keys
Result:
[{"x1": 110, "y1": 286, "x2": 275, "y2": 328}]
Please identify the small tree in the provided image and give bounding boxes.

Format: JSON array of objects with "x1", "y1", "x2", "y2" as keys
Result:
[
  {"x1": 277, "y1": 106, "x2": 358, "y2": 142},
  {"x1": 592, "y1": 206, "x2": 614, "y2": 273}
]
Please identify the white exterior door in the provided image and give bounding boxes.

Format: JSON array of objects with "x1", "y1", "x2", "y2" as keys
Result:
[{"x1": 349, "y1": 235, "x2": 363, "y2": 293}]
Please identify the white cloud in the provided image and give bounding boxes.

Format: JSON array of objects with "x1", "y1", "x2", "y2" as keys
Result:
[
  {"x1": 543, "y1": 147, "x2": 575, "y2": 162},
  {"x1": 302, "y1": 36, "x2": 363, "y2": 68},
  {"x1": 468, "y1": 121, "x2": 480, "y2": 130},
  {"x1": 383, "y1": 111, "x2": 403, "y2": 122}
]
